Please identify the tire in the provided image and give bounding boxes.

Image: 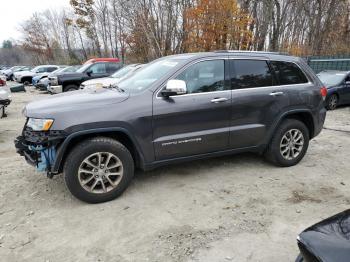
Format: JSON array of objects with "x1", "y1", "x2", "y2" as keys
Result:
[
  {"x1": 326, "y1": 94, "x2": 338, "y2": 110},
  {"x1": 64, "y1": 137, "x2": 134, "y2": 203},
  {"x1": 265, "y1": 119, "x2": 309, "y2": 167},
  {"x1": 64, "y1": 84, "x2": 78, "y2": 92},
  {"x1": 23, "y1": 80, "x2": 31, "y2": 86}
]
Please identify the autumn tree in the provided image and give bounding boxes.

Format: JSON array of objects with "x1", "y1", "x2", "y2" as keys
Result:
[{"x1": 184, "y1": 0, "x2": 252, "y2": 52}]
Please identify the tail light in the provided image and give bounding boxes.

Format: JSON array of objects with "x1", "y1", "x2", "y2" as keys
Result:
[
  {"x1": 320, "y1": 86, "x2": 327, "y2": 101},
  {"x1": 0, "y1": 78, "x2": 6, "y2": 86}
]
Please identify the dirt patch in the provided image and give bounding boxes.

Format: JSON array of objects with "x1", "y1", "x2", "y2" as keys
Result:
[
  {"x1": 288, "y1": 190, "x2": 322, "y2": 204},
  {"x1": 0, "y1": 89, "x2": 350, "y2": 261}
]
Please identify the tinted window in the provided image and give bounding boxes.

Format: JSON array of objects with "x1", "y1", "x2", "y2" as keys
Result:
[
  {"x1": 89, "y1": 63, "x2": 107, "y2": 74},
  {"x1": 231, "y1": 60, "x2": 273, "y2": 89},
  {"x1": 175, "y1": 60, "x2": 225, "y2": 94},
  {"x1": 107, "y1": 63, "x2": 122, "y2": 73},
  {"x1": 270, "y1": 61, "x2": 308, "y2": 85},
  {"x1": 36, "y1": 67, "x2": 46, "y2": 73},
  {"x1": 47, "y1": 67, "x2": 58, "y2": 72}
]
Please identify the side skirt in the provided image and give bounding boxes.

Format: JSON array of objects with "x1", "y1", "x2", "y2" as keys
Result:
[{"x1": 143, "y1": 145, "x2": 264, "y2": 171}]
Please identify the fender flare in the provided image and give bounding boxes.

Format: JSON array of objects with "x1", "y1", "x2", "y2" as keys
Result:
[
  {"x1": 51, "y1": 127, "x2": 146, "y2": 173},
  {"x1": 265, "y1": 109, "x2": 315, "y2": 145}
]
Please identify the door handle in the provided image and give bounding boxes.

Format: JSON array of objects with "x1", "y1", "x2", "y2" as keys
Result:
[
  {"x1": 211, "y1": 97, "x2": 229, "y2": 103},
  {"x1": 269, "y1": 91, "x2": 284, "y2": 97}
]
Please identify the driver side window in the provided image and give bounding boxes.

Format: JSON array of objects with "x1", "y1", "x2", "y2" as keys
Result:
[
  {"x1": 88, "y1": 63, "x2": 107, "y2": 74},
  {"x1": 175, "y1": 60, "x2": 225, "y2": 94}
]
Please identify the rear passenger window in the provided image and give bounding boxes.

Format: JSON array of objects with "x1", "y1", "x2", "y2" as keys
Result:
[
  {"x1": 230, "y1": 60, "x2": 273, "y2": 89},
  {"x1": 47, "y1": 67, "x2": 57, "y2": 72},
  {"x1": 270, "y1": 61, "x2": 308, "y2": 85},
  {"x1": 107, "y1": 63, "x2": 122, "y2": 74},
  {"x1": 175, "y1": 60, "x2": 226, "y2": 94}
]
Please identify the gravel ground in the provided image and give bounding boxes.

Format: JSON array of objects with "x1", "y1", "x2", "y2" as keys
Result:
[{"x1": 0, "y1": 86, "x2": 350, "y2": 262}]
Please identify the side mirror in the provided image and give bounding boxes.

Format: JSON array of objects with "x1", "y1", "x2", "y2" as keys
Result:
[
  {"x1": 345, "y1": 81, "x2": 350, "y2": 87},
  {"x1": 161, "y1": 80, "x2": 187, "y2": 97},
  {"x1": 86, "y1": 70, "x2": 92, "y2": 76}
]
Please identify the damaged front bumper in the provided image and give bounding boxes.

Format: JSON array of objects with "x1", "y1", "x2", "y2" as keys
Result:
[{"x1": 14, "y1": 128, "x2": 66, "y2": 178}]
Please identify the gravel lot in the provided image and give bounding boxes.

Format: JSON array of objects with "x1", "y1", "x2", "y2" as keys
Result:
[{"x1": 1, "y1": 86, "x2": 350, "y2": 262}]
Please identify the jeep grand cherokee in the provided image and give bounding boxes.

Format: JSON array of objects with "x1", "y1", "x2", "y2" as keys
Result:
[{"x1": 15, "y1": 51, "x2": 327, "y2": 203}]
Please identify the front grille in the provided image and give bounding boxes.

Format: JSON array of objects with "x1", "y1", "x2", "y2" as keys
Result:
[{"x1": 23, "y1": 127, "x2": 66, "y2": 144}]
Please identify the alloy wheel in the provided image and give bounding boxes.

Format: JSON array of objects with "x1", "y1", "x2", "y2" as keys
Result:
[
  {"x1": 78, "y1": 152, "x2": 123, "y2": 194},
  {"x1": 280, "y1": 129, "x2": 304, "y2": 160},
  {"x1": 328, "y1": 95, "x2": 338, "y2": 110}
]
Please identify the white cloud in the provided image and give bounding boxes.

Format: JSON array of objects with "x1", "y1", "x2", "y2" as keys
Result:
[{"x1": 0, "y1": 0, "x2": 69, "y2": 44}]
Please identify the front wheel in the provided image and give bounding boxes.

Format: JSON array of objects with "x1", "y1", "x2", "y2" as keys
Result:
[
  {"x1": 64, "y1": 137, "x2": 134, "y2": 203},
  {"x1": 265, "y1": 119, "x2": 309, "y2": 167}
]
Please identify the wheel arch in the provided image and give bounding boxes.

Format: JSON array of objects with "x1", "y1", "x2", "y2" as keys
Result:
[
  {"x1": 52, "y1": 128, "x2": 145, "y2": 174},
  {"x1": 266, "y1": 110, "x2": 315, "y2": 147},
  {"x1": 21, "y1": 76, "x2": 33, "y2": 84}
]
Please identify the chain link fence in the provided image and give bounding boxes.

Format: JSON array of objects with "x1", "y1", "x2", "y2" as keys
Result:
[{"x1": 306, "y1": 55, "x2": 350, "y2": 73}]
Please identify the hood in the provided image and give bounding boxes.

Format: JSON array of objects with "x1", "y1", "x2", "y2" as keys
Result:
[
  {"x1": 25, "y1": 87, "x2": 129, "y2": 117},
  {"x1": 15, "y1": 70, "x2": 34, "y2": 77},
  {"x1": 82, "y1": 77, "x2": 119, "y2": 87}
]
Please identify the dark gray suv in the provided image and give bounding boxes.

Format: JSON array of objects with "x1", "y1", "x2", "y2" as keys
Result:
[{"x1": 15, "y1": 51, "x2": 327, "y2": 203}]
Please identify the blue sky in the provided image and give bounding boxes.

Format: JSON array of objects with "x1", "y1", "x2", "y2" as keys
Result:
[{"x1": 0, "y1": 0, "x2": 69, "y2": 44}]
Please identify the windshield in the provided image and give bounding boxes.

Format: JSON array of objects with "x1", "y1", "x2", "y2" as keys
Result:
[
  {"x1": 30, "y1": 66, "x2": 41, "y2": 72},
  {"x1": 111, "y1": 66, "x2": 134, "y2": 78},
  {"x1": 317, "y1": 72, "x2": 346, "y2": 86},
  {"x1": 118, "y1": 58, "x2": 185, "y2": 94},
  {"x1": 76, "y1": 63, "x2": 91, "y2": 73}
]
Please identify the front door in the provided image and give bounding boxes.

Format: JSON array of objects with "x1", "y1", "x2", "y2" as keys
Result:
[
  {"x1": 84, "y1": 63, "x2": 110, "y2": 81},
  {"x1": 152, "y1": 59, "x2": 231, "y2": 160}
]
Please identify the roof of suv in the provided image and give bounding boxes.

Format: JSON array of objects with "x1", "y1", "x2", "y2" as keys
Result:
[{"x1": 165, "y1": 50, "x2": 300, "y2": 63}]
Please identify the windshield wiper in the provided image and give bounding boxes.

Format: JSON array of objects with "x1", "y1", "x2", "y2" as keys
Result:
[{"x1": 104, "y1": 84, "x2": 125, "y2": 93}]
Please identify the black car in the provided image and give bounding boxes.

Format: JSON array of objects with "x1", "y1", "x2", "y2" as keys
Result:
[
  {"x1": 296, "y1": 210, "x2": 350, "y2": 262},
  {"x1": 317, "y1": 70, "x2": 350, "y2": 110},
  {"x1": 48, "y1": 61, "x2": 122, "y2": 93},
  {"x1": 15, "y1": 51, "x2": 327, "y2": 203}
]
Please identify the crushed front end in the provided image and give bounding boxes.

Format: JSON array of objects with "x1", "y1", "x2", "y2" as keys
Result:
[{"x1": 14, "y1": 123, "x2": 66, "y2": 178}]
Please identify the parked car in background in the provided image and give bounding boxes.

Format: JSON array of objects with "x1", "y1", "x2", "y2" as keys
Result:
[
  {"x1": 32, "y1": 66, "x2": 68, "y2": 87},
  {"x1": 317, "y1": 70, "x2": 350, "y2": 110},
  {"x1": 0, "y1": 66, "x2": 22, "y2": 79},
  {"x1": 14, "y1": 65, "x2": 59, "y2": 85},
  {"x1": 80, "y1": 64, "x2": 144, "y2": 90},
  {"x1": 36, "y1": 65, "x2": 82, "y2": 91},
  {"x1": 15, "y1": 51, "x2": 327, "y2": 203},
  {"x1": 2, "y1": 66, "x2": 32, "y2": 81},
  {"x1": 296, "y1": 209, "x2": 350, "y2": 262},
  {"x1": 48, "y1": 59, "x2": 122, "y2": 93},
  {"x1": 0, "y1": 75, "x2": 11, "y2": 118}
]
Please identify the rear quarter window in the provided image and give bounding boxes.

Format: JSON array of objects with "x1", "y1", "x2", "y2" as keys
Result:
[{"x1": 270, "y1": 61, "x2": 308, "y2": 85}]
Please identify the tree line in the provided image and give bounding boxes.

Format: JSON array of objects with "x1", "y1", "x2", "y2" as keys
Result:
[{"x1": 1, "y1": 0, "x2": 350, "y2": 65}]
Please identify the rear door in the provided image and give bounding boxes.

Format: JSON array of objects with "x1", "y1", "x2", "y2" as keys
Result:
[
  {"x1": 228, "y1": 59, "x2": 289, "y2": 149},
  {"x1": 152, "y1": 58, "x2": 232, "y2": 160},
  {"x1": 107, "y1": 63, "x2": 122, "y2": 75}
]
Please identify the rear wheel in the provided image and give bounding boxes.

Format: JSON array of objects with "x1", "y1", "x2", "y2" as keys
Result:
[
  {"x1": 265, "y1": 119, "x2": 309, "y2": 167},
  {"x1": 327, "y1": 94, "x2": 338, "y2": 110},
  {"x1": 64, "y1": 84, "x2": 78, "y2": 92},
  {"x1": 64, "y1": 137, "x2": 134, "y2": 203}
]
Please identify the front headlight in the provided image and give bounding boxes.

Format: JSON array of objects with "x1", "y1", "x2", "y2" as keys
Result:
[
  {"x1": 50, "y1": 77, "x2": 58, "y2": 86},
  {"x1": 27, "y1": 118, "x2": 54, "y2": 131}
]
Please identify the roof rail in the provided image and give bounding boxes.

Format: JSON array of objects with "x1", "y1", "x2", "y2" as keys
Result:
[{"x1": 214, "y1": 50, "x2": 289, "y2": 56}]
